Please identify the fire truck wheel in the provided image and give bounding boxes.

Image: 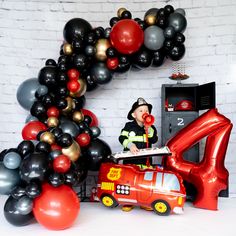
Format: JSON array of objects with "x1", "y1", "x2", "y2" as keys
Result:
[
  {"x1": 101, "y1": 195, "x2": 118, "y2": 208},
  {"x1": 152, "y1": 200, "x2": 171, "y2": 216}
]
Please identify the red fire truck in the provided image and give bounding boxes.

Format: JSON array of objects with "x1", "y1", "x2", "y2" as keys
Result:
[{"x1": 97, "y1": 148, "x2": 186, "y2": 216}]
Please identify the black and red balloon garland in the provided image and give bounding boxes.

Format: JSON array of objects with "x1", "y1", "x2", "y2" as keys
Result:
[{"x1": 0, "y1": 5, "x2": 187, "y2": 229}]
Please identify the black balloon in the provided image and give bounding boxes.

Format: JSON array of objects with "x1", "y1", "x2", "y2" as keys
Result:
[
  {"x1": 57, "y1": 71, "x2": 69, "y2": 85},
  {"x1": 42, "y1": 94, "x2": 54, "y2": 108},
  {"x1": 63, "y1": 18, "x2": 92, "y2": 43},
  {"x1": 106, "y1": 47, "x2": 117, "y2": 58},
  {"x1": 58, "y1": 55, "x2": 68, "y2": 64},
  {"x1": 84, "y1": 115, "x2": 92, "y2": 126},
  {"x1": 164, "y1": 39, "x2": 175, "y2": 51},
  {"x1": 38, "y1": 66, "x2": 57, "y2": 88},
  {"x1": 57, "y1": 133, "x2": 73, "y2": 148},
  {"x1": 73, "y1": 95, "x2": 86, "y2": 109},
  {"x1": 25, "y1": 182, "x2": 42, "y2": 199},
  {"x1": 104, "y1": 27, "x2": 111, "y2": 39},
  {"x1": 30, "y1": 101, "x2": 46, "y2": 119},
  {"x1": 77, "y1": 121, "x2": 88, "y2": 131},
  {"x1": 45, "y1": 59, "x2": 57, "y2": 67},
  {"x1": 56, "y1": 98, "x2": 68, "y2": 109},
  {"x1": 51, "y1": 127, "x2": 63, "y2": 139},
  {"x1": 168, "y1": 44, "x2": 186, "y2": 61},
  {"x1": 4, "y1": 196, "x2": 34, "y2": 226},
  {"x1": 86, "y1": 138, "x2": 112, "y2": 171},
  {"x1": 85, "y1": 45, "x2": 96, "y2": 56},
  {"x1": 85, "y1": 74, "x2": 98, "y2": 91},
  {"x1": 90, "y1": 126, "x2": 101, "y2": 139},
  {"x1": 110, "y1": 17, "x2": 119, "y2": 27},
  {"x1": 156, "y1": 16, "x2": 166, "y2": 29},
  {"x1": 138, "y1": 20, "x2": 147, "y2": 30},
  {"x1": 58, "y1": 61, "x2": 68, "y2": 72},
  {"x1": 72, "y1": 54, "x2": 88, "y2": 71},
  {"x1": 91, "y1": 63, "x2": 113, "y2": 85},
  {"x1": 56, "y1": 86, "x2": 69, "y2": 98},
  {"x1": 17, "y1": 141, "x2": 34, "y2": 157},
  {"x1": 64, "y1": 170, "x2": 78, "y2": 186},
  {"x1": 48, "y1": 172, "x2": 65, "y2": 187},
  {"x1": 72, "y1": 38, "x2": 85, "y2": 53},
  {"x1": 132, "y1": 48, "x2": 153, "y2": 69},
  {"x1": 94, "y1": 27, "x2": 104, "y2": 39},
  {"x1": 157, "y1": 8, "x2": 166, "y2": 17},
  {"x1": 115, "y1": 62, "x2": 131, "y2": 73},
  {"x1": 85, "y1": 32, "x2": 97, "y2": 45},
  {"x1": 11, "y1": 187, "x2": 26, "y2": 200},
  {"x1": 121, "y1": 10, "x2": 132, "y2": 19},
  {"x1": 164, "y1": 5, "x2": 174, "y2": 16},
  {"x1": 152, "y1": 50, "x2": 165, "y2": 67},
  {"x1": 174, "y1": 32, "x2": 185, "y2": 45},
  {"x1": 19, "y1": 152, "x2": 50, "y2": 183},
  {"x1": 35, "y1": 141, "x2": 51, "y2": 154}
]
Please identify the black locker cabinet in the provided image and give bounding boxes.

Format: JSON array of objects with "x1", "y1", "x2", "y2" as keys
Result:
[{"x1": 161, "y1": 82, "x2": 216, "y2": 163}]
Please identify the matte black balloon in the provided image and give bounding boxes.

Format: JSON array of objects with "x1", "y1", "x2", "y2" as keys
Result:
[
  {"x1": 157, "y1": 8, "x2": 166, "y2": 17},
  {"x1": 164, "y1": 5, "x2": 175, "y2": 16},
  {"x1": 91, "y1": 63, "x2": 113, "y2": 85},
  {"x1": 35, "y1": 141, "x2": 51, "y2": 154},
  {"x1": 84, "y1": 115, "x2": 92, "y2": 126},
  {"x1": 164, "y1": 39, "x2": 175, "y2": 51},
  {"x1": 56, "y1": 98, "x2": 67, "y2": 109},
  {"x1": 164, "y1": 26, "x2": 176, "y2": 39},
  {"x1": 104, "y1": 27, "x2": 111, "y2": 39},
  {"x1": 45, "y1": 59, "x2": 57, "y2": 67},
  {"x1": 56, "y1": 86, "x2": 69, "y2": 98},
  {"x1": 72, "y1": 38, "x2": 85, "y2": 53},
  {"x1": 64, "y1": 170, "x2": 78, "y2": 186},
  {"x1": 42, "y1": 94, "x2": 54, "y2": 108},
  {"x1": 73, "y1": 54, "x2": 88, "y2": 70},
  {"x1": 57, "y1": 133, "x2": 73, "y2": 148},
  {"x1": 57, "y1": 71, "x2": 68, "y2": 85},
  {"x1": 174, "y1": 32, "x2": 185, "y2": 45},
  {"x1": 11, "y1": 187, "x2": 26, "y2": 200},
  {"x1": 38, "y1": 66, "x2": 57, "y2": 88},
  {"x1": 152, "y1": 50, "x2": 165, "y2": 67},
  {"x1": 94, "y1": 27, "x2": 105, "y2": 39},
  {"x1": 4, "y1": 196, "x2": 34, "y2": 226},
  {"x1": 30, "y1": 101, "x2": 46, "y2": 119},
  {"x1": 58, "y1": 55, "x2": 68, "y2": 64},
  {"x1": 63, "y1": 18, "x2": 92, "y2": 43},
  {"x1": 133, "y1": 48, "x2": 153, "y2": 69},
  {"x1": 85, "y1": 31, "x2": 97, "y2": 45},
  {"x1": 110, "y1": 17, "x2": 119, "y2": 27},
  {"x1": 25, "y1": 182, "x2": 42, "y2": 199},
  {"x1": 17, "y1": 141, "x2": 34, "y2": 157},
  {"x1": 73, "y1": 95, "x2": 86, "y2": 109},
  {"x1": 19, "y1": 152, "x2": 50, "y2": 183},
  {"x1": 86, "y1": 138, "x2": 112, "y2": 171},
  {"x1": 168, "y1": 44, "x2": 186, "y2": 61},
  {"x1": 106, "y1": 47, "x2": 117, "y2": 58},
  {"x1": 121, "y1": 10, "x2": 132, "y2": 19},
  {"x1": 58, "y1": 61, "x2": 68, "y2": 72},
  {"x1": 51, "y1": 127, "x2": 63, "y2": 139},
  {"x1": 48, "y1": 172, "x2": 65, "y2": 187},
  {"x1": 115, "y1": 62, "x2": 131, "y2": 73}
]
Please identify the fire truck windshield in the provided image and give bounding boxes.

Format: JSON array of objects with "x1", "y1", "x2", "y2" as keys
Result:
[{"x1": 155, "y1": 173, "x2": 180, "y2": 191}]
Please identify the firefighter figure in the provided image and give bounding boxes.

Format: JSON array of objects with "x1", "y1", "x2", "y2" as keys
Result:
[{"x1": 119, "y1": 97, "x2": 158, "y2": 212}]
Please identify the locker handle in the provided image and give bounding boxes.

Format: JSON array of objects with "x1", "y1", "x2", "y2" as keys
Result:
[{"x1": 169, "y1": 123, "x2": 172, "y2": 133}]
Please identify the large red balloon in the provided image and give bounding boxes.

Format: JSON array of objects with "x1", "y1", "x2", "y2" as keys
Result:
[
  {"x1": 33, "y1": 184, "x2": 80, "y2": 230},
  {"x1": 22, "y1": 121, "x2": 47, "y2": 140},
  {"x1": 81, "y1": 108, "x2": 98, "y2": 127},
  {"x1": 164, "y1": 109, "x2": 233, "y2": 210},
  {"x1": 110, "y1": 19, "x2": 144, "y2": 54}
]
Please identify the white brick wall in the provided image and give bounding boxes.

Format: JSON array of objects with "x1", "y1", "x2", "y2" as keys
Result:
[{"x1": 0, "y1": 0, "x2": 236, "y2": 194}]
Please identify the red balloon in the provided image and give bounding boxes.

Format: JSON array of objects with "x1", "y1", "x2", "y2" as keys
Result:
[
  {"x1": 67, "y1": 69, "x2": 80, "y2": 80},
  {"x1": 22, "y1": 121, "x2": 47, "y2": 140},
  {"x1": 76, "y1": 133, "x2": 91, "y2": 147},
  {"x1": 33, "y1": 184, "x2": 80, "y2": 230},
  {"x1": 67, "y1": 80, "x2": 80, "y2": 93},
  {"x1": 53, "y1": 155, "x2": 71, "y2": 173},
  {"x1": 81, "y1": 108, "x2": 98, "y2": 127},
  {"x1": 110, "y1": 19, "x2": 144, "y2": 54},
  {"x1": 47, "y1": 106, "x2": 60, "y2": 118},
  {"x1": 164, "y1": 109, "x2": 233, "y2": 210},
  {"x1": 107, "y1": 57, "x2": 119, "y2": 70}
]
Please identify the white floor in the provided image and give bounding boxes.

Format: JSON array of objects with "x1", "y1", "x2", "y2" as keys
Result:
[{"x1": 0, "y1": 196, "x2": 235, "y2": 236}]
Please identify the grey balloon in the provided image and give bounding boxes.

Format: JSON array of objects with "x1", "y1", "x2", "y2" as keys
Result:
[
  {"x1": 144, "y1": 25, "x2": 165, "y2": 50},
  {"x1": 15, "y1": 196, "x2": 33, "y2": 215},
  {"x1": 90, "y1": 126, "x2": 101, "y2": 139},
  {"x1": 36, "y1": 85, "x2": 48, "y2": 96},
  {"x1": 175, "y1": 8, "x2": 186, "y2": 16},
  {"x1": 50, "y1": 150, "x2": 62, "y2": 160},
  {"x1": 3, "y1": 152, "x2": 22, "y2": 169},
  {"x1": 168, "y1": 12, "x2": 187, "y2": 33},
  {"x1": 164, "y1": 26, "x2": 176, "y2": 39},
  {"x1": 0, "y1": 163, "x2": 21, "y2": 195},
  {"x1": 60, "y1": 121, "x2": 80, "y2": 137},
  {"x1": 25, "y1": 114, "x2": 38, "y2": 123},
  {"x1": 16, "y1": 78, "x2": 39, "y2": 111},
  {"x1": 91, "y1": 63, "x2": 113, "y2": 85}
]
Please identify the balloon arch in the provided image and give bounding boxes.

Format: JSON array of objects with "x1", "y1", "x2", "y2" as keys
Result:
[{"x1": 2, "y1": 5, "x2": 229, "y2": 231}]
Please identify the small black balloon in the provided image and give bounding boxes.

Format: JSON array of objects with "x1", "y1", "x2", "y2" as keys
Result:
[
  {"x1": 35, "y1": 141, "x2": 51, "y2": 154},
  {"x1": 4, "y1": 196, "x2": 34, "y2": 226},
  {"x1": 152, "y1": 50, "x2": 165, "y2": 67},
  {"x1": 25, "y1": 182, "x2": 42, "y2": 199},
  {"x1": 119, "y1": 55, "x2": 129, "y2": 64},
  {"x1": 51, "y1": 127, "x2": 63, "y2": 139},
  {"x1": 72, "y1": 54, "x2": 88, "y2": 71},
  {"x1": 58, "y1": 61, "x2": 68, "y2": 72},
  {"x1": 64, "y1": 170, "x2": 78, "y2": 186},
  {"x1": 17, "y1": 141, "x2": 34, "y2": 157},
  {"x1": 48, "y1": 172, "x2": 65, "y2": 187},
  {"x1": 115, "y1": 62, "x2": 131, "y2": 73},
  {"x1": 84, "y1": 115, "x2": 92, "y2": 126},
  {"x1": 90, "y1": 126, "x2": 101, "y2": 139},
  {"x1": 94, "y1": 27, "x2": 105, "y2": 39},
  {"x1": 11, "y1": 187, "x2": 26, "y2": 200},
  {"x1": 121, "y1": 10, "x2": 132, "y2": 19},
  {"x1": 57, "y1": 71, "x2": 68, "y2": 85},
  {"x1": 85, "y1": 32, "x2": 97, "y2": 45},
  {"x1": 56, "y1": 98, "x2": 67, "y2": 109},
  {"x1": 38, "y1": 66, "x2": 57, "y2": 88},
  {"x1": 85, "y1": 45, "x2": 96, "y2": 56},
  {"x1": 72, "y1": 38, "x2": 85, "y2": 53},
  {"x1": 156, "y1": 16, "x2": 166, "y2": 29},
  {"x1": 85, "y1": 74, "x2": 98, "y2": 91},
  {"x1": 110, "y1": 17, "x2": 119, "y2": 27},
  {"x1": 132, "y1": 48, "x2": 153, "y2": 69},
  {"x1": 58, "y1": 55, "x2": 68, "y2": 64},
  {"x1": 157, "y1": 8, "x2": 166, "y2": 17},
  {"x1": 134, "y1": 17, "x2": 141, "y2": 22},
  {"x1": 164, "y1": 5, "x2": 174, "y2": 16},
  {"x1": 104, "y1": 27, "x2": 111, "y2": 39},
  {"x1": 164, "y1": 39, "x2": 175, "y2": 51},
  {"x1": 138, "y1": 20, "x2": 147, "y2": 30},
  {"x1": 73, "y1": 95, "x2": 86, "y2": 109},
  {"x1": 30, "y1": 101, "x2": 46, "y2": 119},
  {"x1": 77, "y1": 121, "x2": 88, "y2": 131},
  {"x1": 57, "y1": 133, "x2": 73, "y2": 148},
  {"x1": 45, "y1": 59, "x2": 57, "y2": 67},
  {"x1": 83, "y1": 127, "x2": 93, "y2": 137},
  {"x1": 168, "y1": 44, "x2": 186, "y2": 61},
  {"x1": 106, "y1": 47, "x2": 117, "y2": 58},
  {"x1": 42, "y1": 94, "x2": 54, "y2": 108},
  {"x1": 56, "y1": 86, "x2": 69, "y2": 98},
  {"x1": 174, "y1": 32, "x2": 185, "y2": 45}
]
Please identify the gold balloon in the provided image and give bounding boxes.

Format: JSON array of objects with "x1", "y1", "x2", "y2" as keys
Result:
[
  {"x1": 145, "y1": 14, "x2": 156, "y2": 26},
  {"x1": 70, "y1": 79, "x2": 87, "y2": 98},
  {"x1": 117, "y1": 7, "x2": 127, "y2": 18},
  {"x1": 73, "y1": 111, "x2": 84, "y2": 123},
  {"x1": 95, "y1": 39, "x2": 111, "y2": 61},
  {"x1": 62, "y1": 141, "x2": 81, "y2": 162},
  {"x1": 40, "y1": 132, "x2": 55, "y2": 145},
  {"x1": 62, "y1": 97, "x2": 75, "y2": 114},
  {"x1": 47, "y1": 117, "x2": 59, "y2": 128},
  {"x1": 63, "y1": 43, "x2": 73, "y2": 55}
]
